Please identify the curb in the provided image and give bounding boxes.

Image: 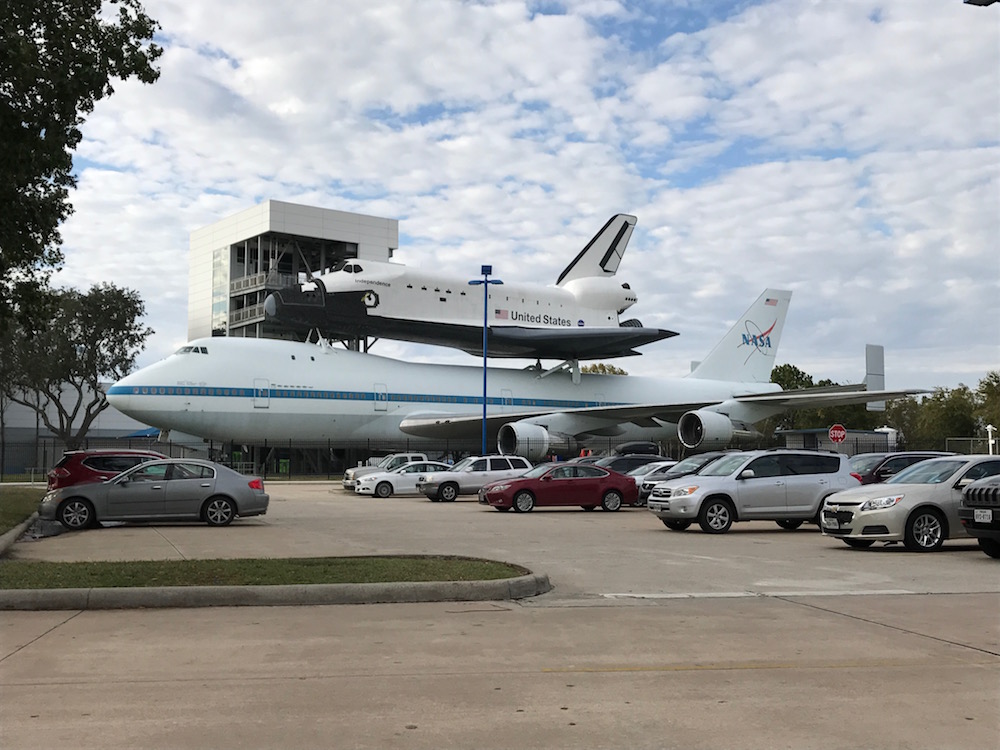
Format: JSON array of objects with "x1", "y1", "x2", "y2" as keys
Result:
[
  {"x1": 0, "y1": 572, "x2": 552, "y2": 611},
  {"x1": 0, "y1": 513, "x2": 37, "y2": 557}
]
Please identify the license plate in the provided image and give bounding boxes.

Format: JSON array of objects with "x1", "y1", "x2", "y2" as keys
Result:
[
  {"x1": 974, "y1": 509, "x2": 993, "y2": 523},
  {"x1": 823, "y1": 515, "x2": 839, "y2": 529}
]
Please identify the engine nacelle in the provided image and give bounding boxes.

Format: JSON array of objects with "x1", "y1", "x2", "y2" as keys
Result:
[
  {"x1": 678, "y1": 410, "x2": 736, "y2": 449},
  {"x1": 497, "y1": 422, "x2": 578, "y2": 462}
]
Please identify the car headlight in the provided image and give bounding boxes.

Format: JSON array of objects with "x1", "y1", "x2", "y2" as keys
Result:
[
  {"x1": 671, "y1": 485, "x2": 699, "y2": 497},
  {"x1": 358, "y1": 476, "x2": 375, "y2": 484},
  {"x1": 488, "y1": 483, "x2": 510, "y2": 492},
  {"x1": 860, "y1": 494, "x2": 904, "y2": 511}
]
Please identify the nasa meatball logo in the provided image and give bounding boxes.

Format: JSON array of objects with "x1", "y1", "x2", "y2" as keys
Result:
[{"x1": 362, "y1": 290, "x2": 380, "y2": 308}]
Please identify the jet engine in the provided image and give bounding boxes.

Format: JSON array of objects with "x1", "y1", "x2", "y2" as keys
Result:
[
  {"x1": 497, "y1": 422, "x2": 578, "y2": 462},
  {"x1": 678, "y1": 410, "x2": 738, "y2": 449}
]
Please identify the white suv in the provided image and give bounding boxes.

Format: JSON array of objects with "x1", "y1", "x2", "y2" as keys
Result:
[
  {"x1": 647, "y1": 449, "x2": 860, "y2": 534},
  {"x1": 416, "y1": 455, "x2": 532, "y2": 502}
]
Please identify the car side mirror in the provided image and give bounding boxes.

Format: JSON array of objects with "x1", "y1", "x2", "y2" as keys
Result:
[
  {"x1": 541, "y1": 475, "x2": 552, "y2": 482},
  {"x1": 739, "y1": 469, "x2": 755, "y2": 480}
]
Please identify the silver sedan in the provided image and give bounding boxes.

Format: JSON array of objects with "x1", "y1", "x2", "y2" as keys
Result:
[
  {"x1": 822, "y1": 454, "x2": 1000, "y2": 551},
  {"x1": 38, "y1": 458, "x2": 269, "y2": 530}
]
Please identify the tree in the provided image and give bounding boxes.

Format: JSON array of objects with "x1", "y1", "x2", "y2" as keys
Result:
[
  {"x1": 2, "y1": 283, "x2": 153, "y2": 448},
  {"x1": 0, "y1": 0, "x2": 161, "y2": 332},
  {"x1": 581, "y1": 363, "x2": 628, "y2": 375},
  {"x1": 975, "y1": 370, "x2": 1000, "y2": 433}
]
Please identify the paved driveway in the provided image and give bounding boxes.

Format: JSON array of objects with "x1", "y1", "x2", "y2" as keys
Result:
[{"x1": 3, "y1": 483, "x2": 998, "y2": 749}]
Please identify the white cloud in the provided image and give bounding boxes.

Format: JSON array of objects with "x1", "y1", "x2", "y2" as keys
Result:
[{"x1": 53, "y1": 0, "x2": 999, "y2": 396}]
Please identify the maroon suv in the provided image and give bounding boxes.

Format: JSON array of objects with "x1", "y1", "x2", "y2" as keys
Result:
[{"x1": 47, "y1": 449, "x2": 168, "y2": 490}]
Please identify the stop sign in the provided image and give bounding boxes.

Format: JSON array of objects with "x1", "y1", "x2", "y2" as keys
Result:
[{"x1": 828, "y1": 423, "x2": 847, "y2": 443}]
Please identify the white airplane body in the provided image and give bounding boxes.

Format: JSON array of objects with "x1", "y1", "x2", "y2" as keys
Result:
[
  {"x1": 108, "y1": 289, "x2": 923, "y2": 460},
  {"x1": 263, "y1": 214, "x2": 678, "y2": 360}
]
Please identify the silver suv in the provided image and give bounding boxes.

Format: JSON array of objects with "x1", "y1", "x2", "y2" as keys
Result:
[
  {"x1": 647, "y1": 449, "x2": 859, "y2": 534},
  {"x1": 416, "y1": 455, "x2": 532, "y2": 502}
]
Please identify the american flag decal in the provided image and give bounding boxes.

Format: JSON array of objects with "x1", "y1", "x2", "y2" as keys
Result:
[
  {"x1": 765, "y1": 298, "x2": 778, "y2": 306},
  {"x1": 495, "y1": 309, "x2": 509, "y2": 319}
]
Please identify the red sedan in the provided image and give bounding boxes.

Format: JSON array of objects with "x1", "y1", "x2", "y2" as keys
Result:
[{"x1": 478, "y1": 462, "x2": 638, "y2": 512}]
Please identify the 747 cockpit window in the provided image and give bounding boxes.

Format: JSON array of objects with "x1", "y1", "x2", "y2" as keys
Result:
[{"x1": 175, "y1": 346, "x2": 209, "y2": 355}]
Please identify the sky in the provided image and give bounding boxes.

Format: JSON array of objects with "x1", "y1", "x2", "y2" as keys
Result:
[{"x1": 57, "y1": 0, "x2": 999, "y2": 392}]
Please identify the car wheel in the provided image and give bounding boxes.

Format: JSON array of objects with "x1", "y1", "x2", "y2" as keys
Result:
[
  {"x1": 697, "y1": 498, "x2": 734, "y2": 534},
  {"x1": 662, "y1": 519, "x2": 692, "y2": 531},
  {"x1": 904, "y1": 508, "x2": 945, "y2": 552},
  {"x1": 513, "y1": 491, "x2": 535, "y2": 512},
  {"x1": 203, "y1": 496, "x2": 237, "y2": 526},
  {"x1": 843, "y1": 538, "x2": 875, "y2": 549},
  {"x1": 776, "y1": 519, "x2": 803, "y2": 530},
  {"x1": 978, "y1": 538, "x2": 1000, "y2": 559},
  {"x1": 439, "y1": 483, "x2": 459, "y2": 502},
  {"x1": 57, "y1": 498, "x2": 95, "y2": 530},
  {"x1": 601, "y1": 490, "x2": 623, "y2": 512},
  {"x1": 375, "y1": 482, "x2": 393, "y2": 498}
]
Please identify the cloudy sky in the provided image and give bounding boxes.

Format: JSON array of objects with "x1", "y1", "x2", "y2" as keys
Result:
[{"x1": 59, "y1": 0, "x2": 998, "y2": 391}]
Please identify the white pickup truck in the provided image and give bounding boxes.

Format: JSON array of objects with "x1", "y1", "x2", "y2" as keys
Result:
[{"x1": 342, "y1": 453, "x2": 428, "y2": 490}]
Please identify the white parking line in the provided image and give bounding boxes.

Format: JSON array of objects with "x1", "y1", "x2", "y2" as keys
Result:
[{"x1": 602, "y1": 589, "x2": 915, "y2": 600}]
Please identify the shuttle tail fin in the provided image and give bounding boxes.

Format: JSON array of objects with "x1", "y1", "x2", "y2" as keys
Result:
[
  {"x1": 556, "y1": 214, "x2": 637, "y2": 286},
  {"x1": 688, "y1": 289, "x2": 793, "y2": 383}
]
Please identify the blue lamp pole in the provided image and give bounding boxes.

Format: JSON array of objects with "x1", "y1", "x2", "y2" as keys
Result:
[{"x1": 469, "y1": 265, "x2": 503, "y2": 455}]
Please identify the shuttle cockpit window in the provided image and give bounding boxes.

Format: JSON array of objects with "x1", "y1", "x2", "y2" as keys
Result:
[{"x1": 330, "y1": 260, "x2": 363, "y2": 274}]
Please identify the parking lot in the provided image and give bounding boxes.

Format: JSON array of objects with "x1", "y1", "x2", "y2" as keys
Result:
[{"x1": 2, "y1": 483, "x2": 998, "y2": 749}]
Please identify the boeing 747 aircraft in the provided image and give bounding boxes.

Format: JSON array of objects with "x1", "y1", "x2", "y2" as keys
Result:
[
  {"x1": 108, "y1": 290, "x2": 922, "y2": 460},
  {"x1": 263, "y1": 214, "x2": 678, "y2": 360}
]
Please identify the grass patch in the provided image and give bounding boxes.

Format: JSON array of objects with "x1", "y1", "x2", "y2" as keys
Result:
[
  {"x1": 0, "y1": 487, "x2": 43, "y2": 536},
  {"x1": 0, "y1": 555, "x2": 528, "y2": 589}
]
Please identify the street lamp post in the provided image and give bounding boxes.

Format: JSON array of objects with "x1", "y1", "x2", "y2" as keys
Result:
[{"x1": 469, "y1": 265, "x2": 503, "y2": 455}]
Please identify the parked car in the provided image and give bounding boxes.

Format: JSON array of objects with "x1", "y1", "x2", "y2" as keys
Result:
[
  {"x1": 848, "y1": 451, "x2": 953, "y2": 484},
  {"x1": 354, "y1": 460, "x2": 452, "y2": 497},
  {"x1": 342, "y1": 452, "x2": 428, "y2": 490},
  {"x1": 416, "y1": 455, "x2": 532, "y2": 501},
  {"x1": 638, "y1": 451, "x2": 733, "y2": 505},
  {"x1": 822, "y1": 455, "x2": 1000, "y2": 551},
  {"x1": 479, "y1": 462, "x2": 638, "y2": 512},
  {"x1": 959, "y1": 475, "x2": 1000, "y2": 558},
  {"x1": 38, "y1": 458, "x2": 269, "y2": 530},
  {"x1": 591, "y1": 453, "x2": 665, "y2": 474},
  {"x1": 46, "y1": 449, "x2": 167, "y2": 490},
  {"x1": 647, "y1": 449, "x2": 859, "y2": 533}
]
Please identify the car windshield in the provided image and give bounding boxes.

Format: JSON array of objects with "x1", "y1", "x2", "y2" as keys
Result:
[
  {"x1": 887, "y1": 459, "x2": 966, "y2": 485},
  {"x1": 699, "y1": 453, "x2": 750, "y2": 477},
  {"x1": 849, "y1": 454, "x2": 886, "y2": 473},
  {"x1": 669, "y1": 456, "x2": 713, "y2": 474},
  {"x1": 448, "y1": 457, "x2": 476, "y2": 472},
  {"x1": 375, "y1": 455, "x2": 396, "y2": 468},
  {"x1": 626, "y1": 462, "x2": 667, "y2": 477},
  {"x1": 522, "y1": 464, "x2": 556, "y2": 479}
]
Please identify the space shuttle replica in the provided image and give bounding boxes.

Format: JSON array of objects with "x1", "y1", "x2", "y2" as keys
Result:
[{"x1": 263, "y1": 214, "x2": 677, "y2": 360}]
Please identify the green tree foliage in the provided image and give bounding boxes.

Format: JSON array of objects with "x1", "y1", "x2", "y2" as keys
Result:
[
  {"x1": 975, "y1": 370, "x2": 1000, "y2": 432},
  {"x1": 1, "y1": 283, "x2": 153, "y2": 448},
  {"x1": 0, "y1": 0, "x2": 161, "y2": 332},
  {"x1": 581, "y1": 363, "x2": 628, "y2": 375}
]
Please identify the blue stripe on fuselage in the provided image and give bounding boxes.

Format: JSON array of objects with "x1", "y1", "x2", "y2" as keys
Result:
[{"x1": 105, "y1": 384, "x2": 614, "y2": 409}]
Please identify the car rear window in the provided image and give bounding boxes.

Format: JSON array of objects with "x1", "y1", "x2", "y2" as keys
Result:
[{"x1": 83, "y1": 456, "x2": 149, "y2": 472}]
